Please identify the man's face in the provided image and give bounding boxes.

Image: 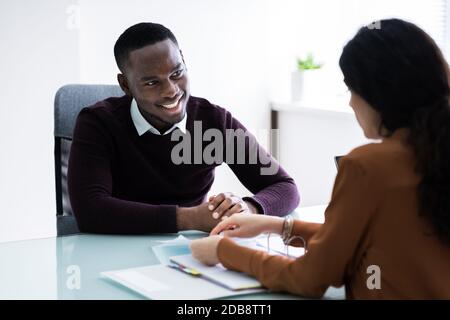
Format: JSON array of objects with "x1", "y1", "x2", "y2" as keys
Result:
[{"x1": 119, "y1": 39, "x2": 190, "y2": 132}]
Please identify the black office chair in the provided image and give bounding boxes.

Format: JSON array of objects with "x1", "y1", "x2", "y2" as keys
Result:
[{"x1": 54, "y1": 84, "x2": 124, "y2": 236}]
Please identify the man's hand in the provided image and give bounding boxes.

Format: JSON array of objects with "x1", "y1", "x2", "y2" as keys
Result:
[
  {"x1": 208, "y1": 192, "x2": 259, "y2": 220},
  {"x1": 176, "y1": 202, "x2": 220, "y2": 232}
]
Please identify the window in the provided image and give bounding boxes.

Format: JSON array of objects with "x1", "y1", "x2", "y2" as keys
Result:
[
  {"x1": 267, "y1": 0, "x2": 450, "y2": 102},
  {"x1": 340, "y1": 0, "x2": 449, "y2": 57}
]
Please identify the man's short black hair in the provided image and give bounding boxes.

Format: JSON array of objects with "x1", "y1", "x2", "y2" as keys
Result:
[{"x1": 114, "y1": 22, "x2": 179, "y2": 72}]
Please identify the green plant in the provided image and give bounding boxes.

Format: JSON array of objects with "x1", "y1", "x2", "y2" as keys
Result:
[{"x1": 296, "y1": 53, "x2": 323, "y2": 70}]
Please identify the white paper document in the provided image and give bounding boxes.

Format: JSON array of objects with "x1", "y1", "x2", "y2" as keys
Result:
[
  {"x1": 101, "y1": 234, "x2": 304, "y2": 299},
  {"x1": 154, "y1": 234, "x2": 191, "y2": 245},
  {"x1": 170, "y1": 254, "x2": 262, "y2": 291},
  {"x1": 101, "y1": 264, "x2": 265, "y2": 300},
  {"x1": 151, "y1": 234, "x2": 193, "y2": 266}
]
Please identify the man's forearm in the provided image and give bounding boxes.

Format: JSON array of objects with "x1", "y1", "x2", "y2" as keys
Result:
[
  {"x1": 176, "y1": 206, "x2": 195, "y2": 230},
  {"x1": 176, "y1": 204, "x2": 219, "y2": 232},
  {"x1": 251, "y1": 180, "x2": 300, "y2": 217},
  {"x1": 70, "y1": 194, "x2": 178, "y2": 234}
]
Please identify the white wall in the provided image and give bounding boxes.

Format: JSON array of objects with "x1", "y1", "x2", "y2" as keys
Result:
[
  {"x1": 0, "y1": 0, "x2": 271, "y2": 242},
  {"x1": 266, "y1": 0, "x2": 348, "y2": 102},
  {"x1": 266, "y1": 0, "x2": 449, "y2": 103},
  {"x1": 0, "y1": 0, "x2": 79, "y2": 243},
  {"x1": 276, "y1": 106, "x2": 370, "y2": 206},
  {"x1": 3, "y1": 0, "x2": 440, "y2": 242}
]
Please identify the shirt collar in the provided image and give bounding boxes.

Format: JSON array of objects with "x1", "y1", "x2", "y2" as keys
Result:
[{"x1": 130, "y1": 98, "x2": 187, "y2": 136}]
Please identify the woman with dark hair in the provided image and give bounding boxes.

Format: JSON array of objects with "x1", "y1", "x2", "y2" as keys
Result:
[{"x1": 190, "y1": 19, "x2": 450, "y2": 299}]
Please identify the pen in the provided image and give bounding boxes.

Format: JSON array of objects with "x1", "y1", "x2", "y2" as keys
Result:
[{"x1": 168, "y1": 264, "x2": 201, "y2": 276}]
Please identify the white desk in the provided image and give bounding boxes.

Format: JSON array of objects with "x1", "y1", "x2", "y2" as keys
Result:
[
  {"x1": 0, "y1": 228, "x2": 344, "y2": 300},
  {"x1": 294, "y1": 204, "x2": 328, "y2": 223}
]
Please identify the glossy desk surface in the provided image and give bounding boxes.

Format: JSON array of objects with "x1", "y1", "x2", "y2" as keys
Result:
[{"x1": 0, "y1": 229, "x2": 344, "y2": 300}]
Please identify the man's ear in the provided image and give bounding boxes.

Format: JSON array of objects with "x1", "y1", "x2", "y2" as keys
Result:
[{"x1": 117, "y1": 73, "x2": 132, "y2": 96}]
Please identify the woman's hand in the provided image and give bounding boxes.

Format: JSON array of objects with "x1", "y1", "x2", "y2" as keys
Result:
[
  {"x1": 210, "y1": 213, "x2": 284, "y2": 238},
  {"x1": 190, "y1": 235, "x2": 223, "y2": 266}
]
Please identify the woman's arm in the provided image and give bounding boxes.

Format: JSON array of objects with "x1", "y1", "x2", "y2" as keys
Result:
[
  {"x1": 216, "y1": 157, "x2": 378, "y2": 298},
  {"x1": 287, "y1": 220, "x2": 323, "y2": 247}
]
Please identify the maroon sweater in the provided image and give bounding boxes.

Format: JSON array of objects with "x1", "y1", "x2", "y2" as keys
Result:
[{"x1": 68, "y1": 95, "x2": 299, "y2": 234}]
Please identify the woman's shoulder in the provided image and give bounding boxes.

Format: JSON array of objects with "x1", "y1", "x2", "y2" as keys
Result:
[{"x1": 342, "y1": 136, "x2": 416, "y2": 182}]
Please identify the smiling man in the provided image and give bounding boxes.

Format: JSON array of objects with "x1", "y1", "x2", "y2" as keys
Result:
[{"x1": 67, "y1": 22, "x2": 299, "y2": 234}]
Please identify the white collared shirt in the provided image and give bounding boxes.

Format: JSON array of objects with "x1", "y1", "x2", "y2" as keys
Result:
[{"x1": 130, "y1": 98, "x2": 187, "y2": 136}]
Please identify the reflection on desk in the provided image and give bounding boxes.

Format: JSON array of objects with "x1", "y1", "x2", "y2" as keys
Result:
[
  {"x1": 293, "y1": 204, "x2": 328, "y2": 223},
  {"x1": 0, "y1": 230, "x2": 344, "y2": 300}
]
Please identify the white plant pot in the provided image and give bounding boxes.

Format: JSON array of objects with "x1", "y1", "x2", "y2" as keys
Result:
[
  {"x1": 291, "y1": 69, "x2": 322, "y2": 102},
  {"x1": 291, "y1": 70, "x2": 304, "y2": 102}
]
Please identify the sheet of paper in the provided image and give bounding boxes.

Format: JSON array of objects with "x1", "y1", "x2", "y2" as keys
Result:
[
  {"x1": 108, "y1": 269, "x2": 171, "y2": 292},
  {"x1": 151, "y1": 234, "x2": 193, "y2": 266},
  {"x1": 152, "y1": 244, "x2": 191, "y2": 266},
  {"x1": 101, "y1": 264, "x2": 265, "y2": 300},
  {"x1": 170, "y1": 254, "x2": 262, "y2": 291},
  {"x1": 102, "y1": 235, "x2": 301, "y2": 299},
  {"x1": 154, "y1": 235, "x2": 191, "y2": 245},
  {"x1": 151, "y1": 235, "x2": 270, "y2": 267}
]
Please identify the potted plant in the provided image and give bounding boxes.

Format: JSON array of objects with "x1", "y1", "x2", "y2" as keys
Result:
[{"x1": 291, "y1": 53, "x2": 323, "y2": 102}]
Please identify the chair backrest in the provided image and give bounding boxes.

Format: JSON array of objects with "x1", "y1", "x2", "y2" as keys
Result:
[{"x1": 54, "y1": 84, "x2": 124, "y2": 236}]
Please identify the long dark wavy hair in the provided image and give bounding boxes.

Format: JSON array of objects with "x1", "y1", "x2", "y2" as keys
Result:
[{"x1": 339, "y1": 19, "x2": 450, "y2": 245}]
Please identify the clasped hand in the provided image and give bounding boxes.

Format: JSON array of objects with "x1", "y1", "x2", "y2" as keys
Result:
[{"x1": 208, "y1": 192, "x2": 256, "y2": 219}]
